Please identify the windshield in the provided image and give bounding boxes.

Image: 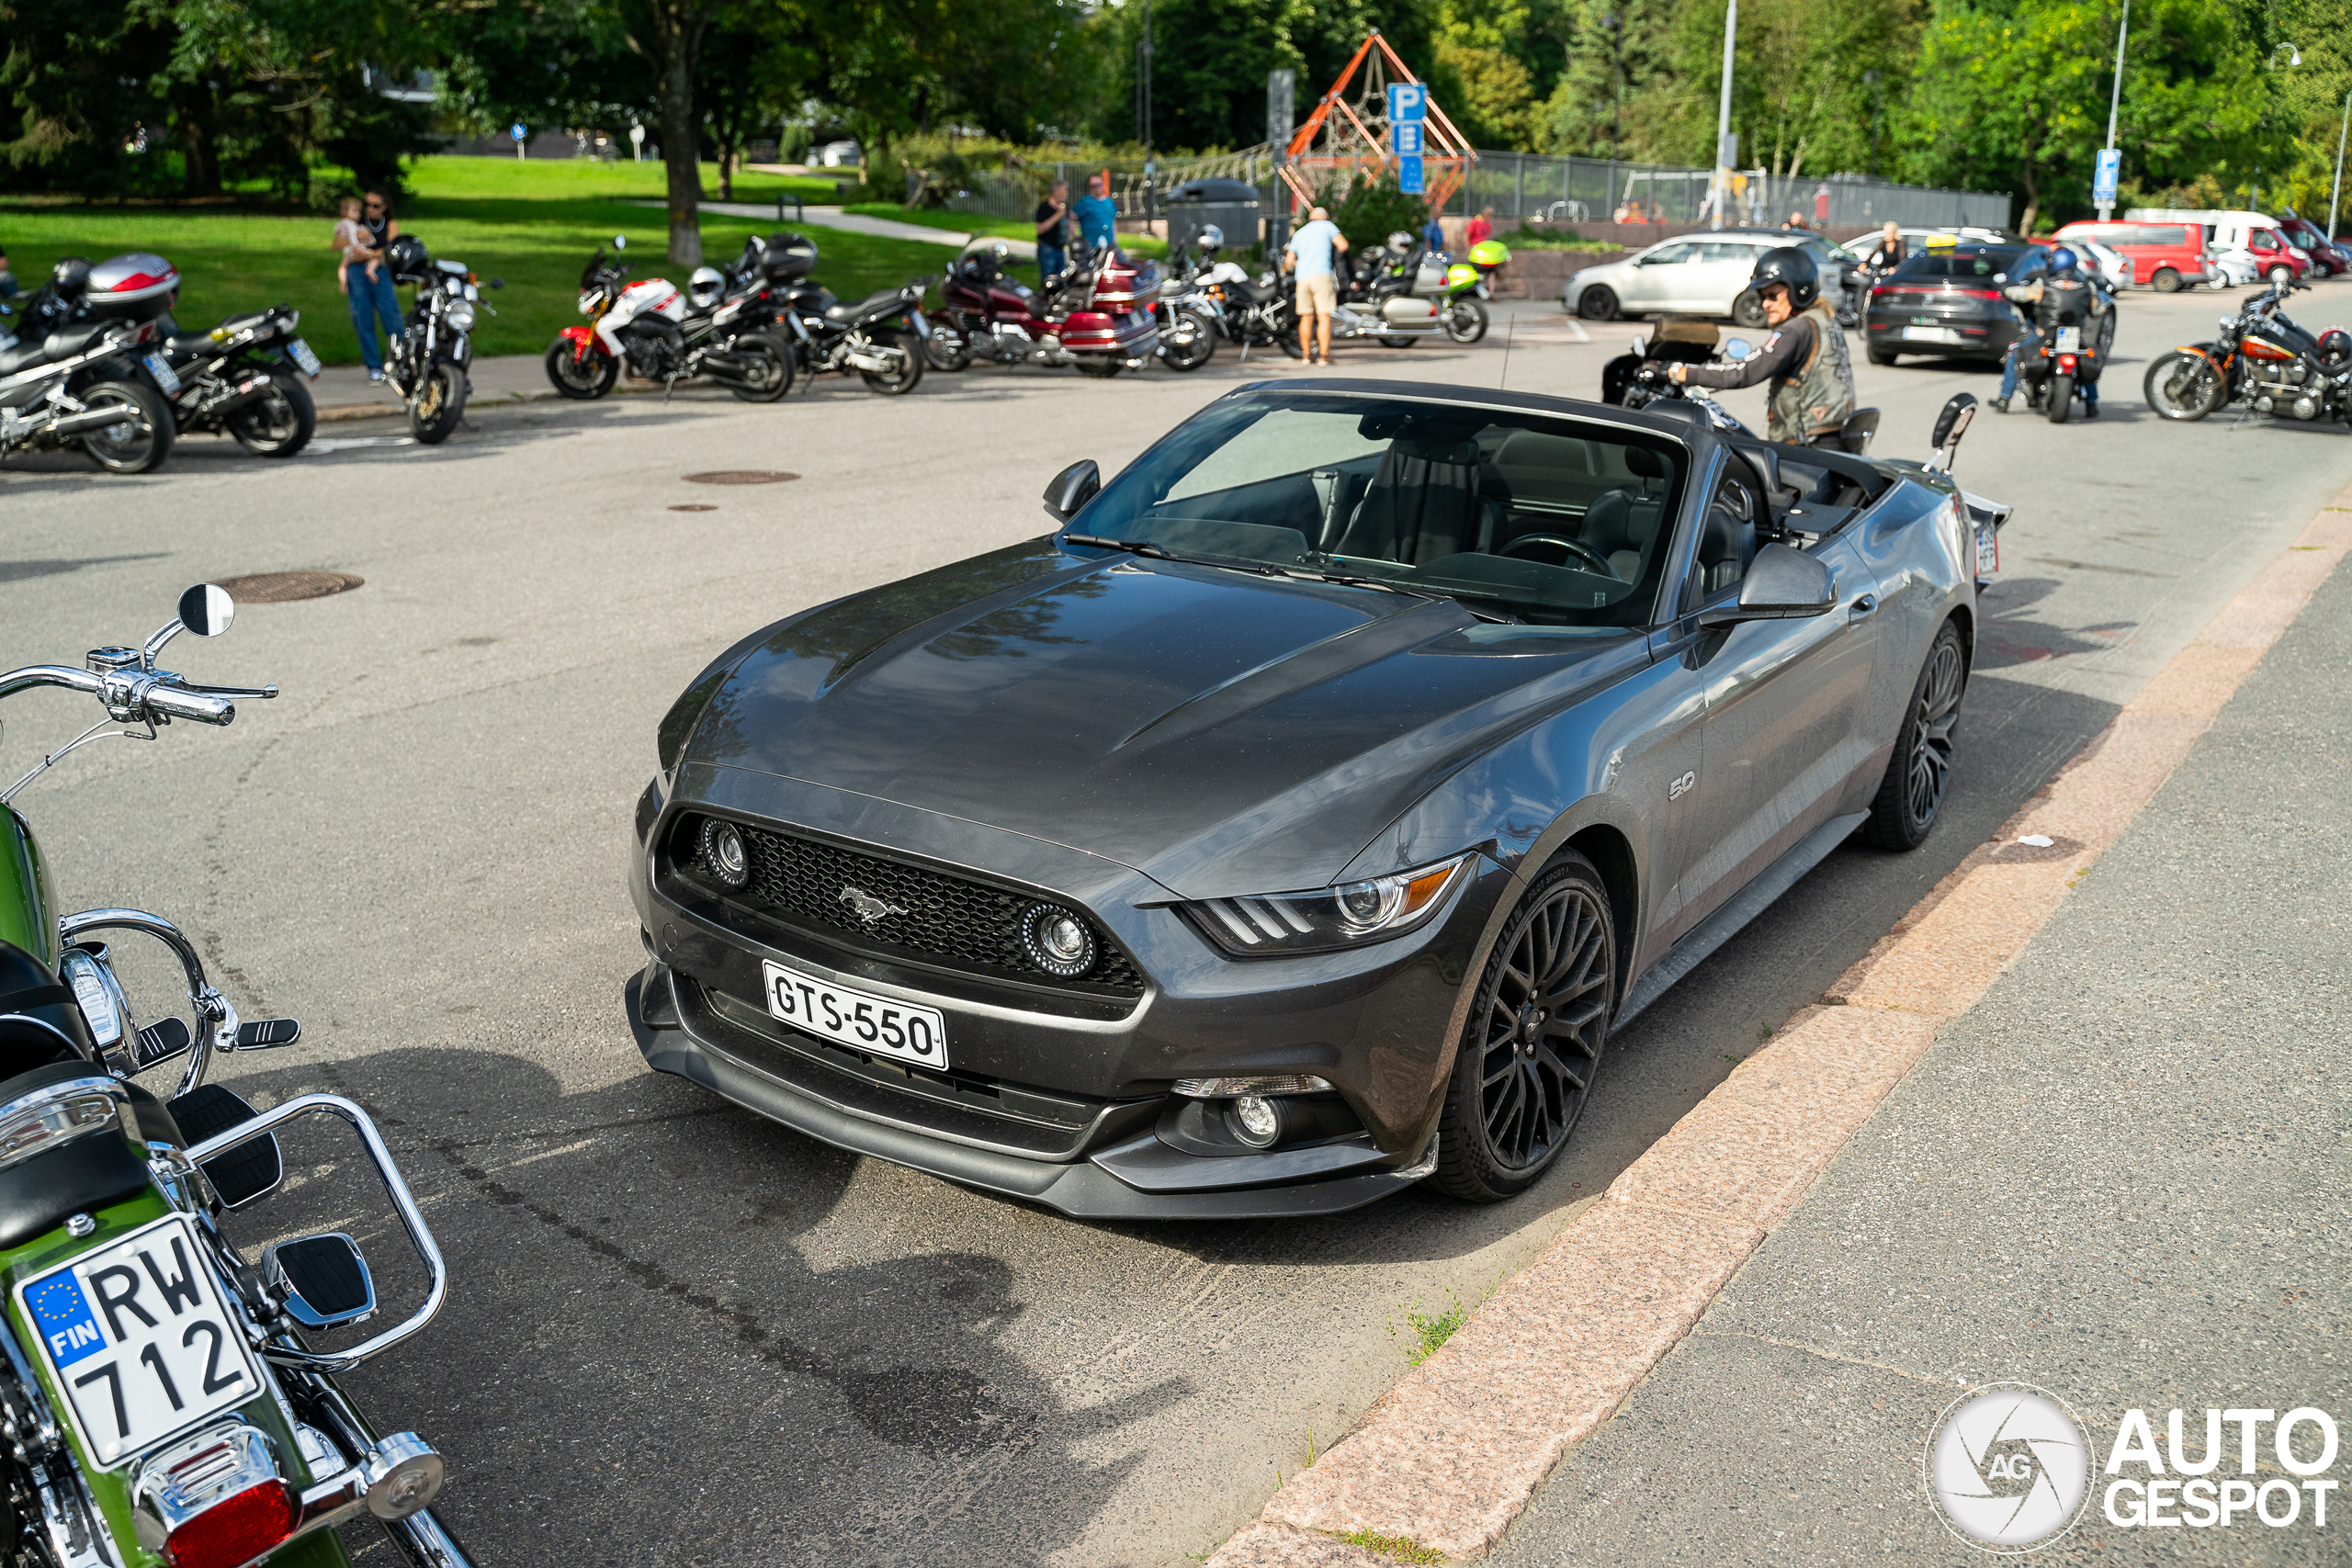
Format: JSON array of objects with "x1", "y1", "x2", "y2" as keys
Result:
[
  {"x1": 1067, "y1": 392, "x2": 1689, "y2": 626},
  {"x1": 1892, "y1": 245, "x2": 2024, "y2": 280}
]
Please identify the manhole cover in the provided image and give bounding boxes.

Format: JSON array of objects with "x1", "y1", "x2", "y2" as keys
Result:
[
  {"x1": 212, "y1": 570, "x2": 365, "y2": 604},
  {"x1": 669, "y1": 503, "x2": 719, "y2": 513},
  {"x1": 684, "y1": 470, "x2": 799, "y2": 485}
]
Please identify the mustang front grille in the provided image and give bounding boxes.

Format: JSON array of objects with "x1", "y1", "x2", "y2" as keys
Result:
[{"x1": 678, "y1": 817, "x2": 1145, "y2": 996}]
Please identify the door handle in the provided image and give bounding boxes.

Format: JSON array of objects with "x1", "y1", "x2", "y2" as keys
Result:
[{"x1": 1849, "y1": 593, "x2": 1878, "y2": 620}]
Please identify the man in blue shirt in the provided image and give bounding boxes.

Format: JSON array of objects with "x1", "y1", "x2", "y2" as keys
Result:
[
  {"x1": 1283, "y1": 205, "x2": 1350, "y2": 364},
  {"x1": 1073, "y1": 174, "x2": 1118, "y2": 255},
  {"x1": 1420, "y1": 214, "x2": 1446, "y2": 255}
]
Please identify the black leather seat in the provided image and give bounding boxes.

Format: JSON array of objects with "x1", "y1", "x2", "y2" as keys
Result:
[
  {"x1": 1580, "y1": 489, "x2": 1666, "y2": 581},
  {"x1": 164, "y1": 329, "x2": 218, "y2": 356},
  {"x1": 824, "y1": 288, "x2": 909, "y2": 324}
]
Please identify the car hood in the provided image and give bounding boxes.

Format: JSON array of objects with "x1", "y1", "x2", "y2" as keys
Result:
[{"x1": 677, "y1": 541, "x2": 1647, "y2": 898}]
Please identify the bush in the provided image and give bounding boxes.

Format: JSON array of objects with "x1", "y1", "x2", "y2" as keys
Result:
[{"x1": 1323, "y1": 171, "x2": 1434, "y2": 251}]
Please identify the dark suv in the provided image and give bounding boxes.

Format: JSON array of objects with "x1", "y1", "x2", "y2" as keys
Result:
[{"x1": 1863, "y1": 244, "x2": 2033, "y2": 368}]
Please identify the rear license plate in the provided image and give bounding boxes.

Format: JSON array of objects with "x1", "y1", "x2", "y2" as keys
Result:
[
  {"x1": 287, "y1": 338, "x2": 322, "y2": 376},
  {"x1": 2054, "y1": 326, "x2": 2082, "y2": 352},
  {"x1": 18, "y1": 1215, "x2": 264, "y2": 1468},
  {"x1": 142, "y1": 353, "x2": 181, "y2": 396},
  {"x1": 1901, "y1": 326, "x2": 1961, "y2": 344},
  {"x1": 762, "y1": 960, "x2": 950, "y2": 1070},
  {"x1": 1976, "y1": 521, "x2": 1999, "y2": 576}
]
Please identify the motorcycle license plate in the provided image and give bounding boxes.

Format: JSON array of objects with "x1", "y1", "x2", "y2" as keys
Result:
[
  {"x1": 17, "y1": 1215, "x2": 264, "y2": 1468},
  {"x1": 287, "y1": 337, "x2": 322, "y2": 377},
  {"x1": 142, "y1": 353, "x2": 181, "y2": 396},
  {"x1": 762, "y1": 960, "x2": 949, "y2": 1070},
  {"x1": 2055, "y1": 327, "x2": 2082, "y2": 352}
]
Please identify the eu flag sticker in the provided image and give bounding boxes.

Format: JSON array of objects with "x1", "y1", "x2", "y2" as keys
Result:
[{"x1": 25, "y1": 1272, "x2": 107, "y2": 1370}]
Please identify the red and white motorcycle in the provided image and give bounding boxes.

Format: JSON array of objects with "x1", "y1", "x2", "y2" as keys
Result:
[{"x1": 544, "y1": 234, "x2": 792, "y2": 401}]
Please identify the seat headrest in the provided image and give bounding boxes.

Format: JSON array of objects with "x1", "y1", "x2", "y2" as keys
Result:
[{"x1": 1623, "y1": 446, "x2": 1666, "y2": 479}]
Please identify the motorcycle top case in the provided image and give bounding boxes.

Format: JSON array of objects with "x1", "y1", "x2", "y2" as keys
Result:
[
  {"x1": 85, "y1": 254, "x2": 180, "y2": 321},
  {"x1": 763, "y1": 233, "x2": 820, "y2": 282}
]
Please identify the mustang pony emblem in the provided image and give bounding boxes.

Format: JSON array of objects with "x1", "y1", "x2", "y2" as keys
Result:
[{"x1": 838, "y1": 886, "x2": 909, "y2": 927}]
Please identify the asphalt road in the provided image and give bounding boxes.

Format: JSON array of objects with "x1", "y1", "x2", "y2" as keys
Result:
[
  {"x1": 4, "y1": 281, "x2": 2349, "y2": 1567},
  {"x1": 1487, "y1": 489, "x2": 2352, "y2": 1568}
]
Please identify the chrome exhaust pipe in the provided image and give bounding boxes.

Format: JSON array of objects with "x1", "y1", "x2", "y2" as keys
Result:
[{"x1": 46, "y1": 404, "x2": 142, "y2": 439}]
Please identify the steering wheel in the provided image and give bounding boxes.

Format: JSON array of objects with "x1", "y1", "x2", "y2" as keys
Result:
[{"x1": 1500, "y1": 533, "x2": 1617, "y2": 578}]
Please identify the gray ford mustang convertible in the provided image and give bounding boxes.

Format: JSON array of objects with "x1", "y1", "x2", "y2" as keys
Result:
[{"x1": 628, "y1": 379, "x2": 2007, "y2": 1218}]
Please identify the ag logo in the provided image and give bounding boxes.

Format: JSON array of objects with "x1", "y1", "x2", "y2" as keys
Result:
[{"x1": 1925, "y1": 1382, "x2": 2091, "y2": 1552}]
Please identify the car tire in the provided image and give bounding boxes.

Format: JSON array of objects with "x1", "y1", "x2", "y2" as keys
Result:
[
  {"x1": 1731, "y1": 289, "x2": 1768, "y2": 330},
  {"x1": 2152, "y1": 266, "x2": 2181, "y2": 294},
  {"x1": 1577, "y1": 285, "x2": 1619, "y2": 321},
  {"x1": 1862, "y1": 621, "x2": 1967, "y2": 852},
  {"x1": 1430, "y1": 852, "x2": 1616, "y2": 1203},
  {"x1": 1867, "y1": 344, "x2": 1900, "y2": 367}
]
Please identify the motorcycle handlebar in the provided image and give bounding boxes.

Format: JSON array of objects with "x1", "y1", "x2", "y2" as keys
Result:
[{"x1": 143, "y1": 686, "x2": 236, "y2": 726}]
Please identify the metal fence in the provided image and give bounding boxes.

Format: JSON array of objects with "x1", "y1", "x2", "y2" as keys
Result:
[{"x1": 942, "y1": 149, "x2": 2009, "y2": 234}]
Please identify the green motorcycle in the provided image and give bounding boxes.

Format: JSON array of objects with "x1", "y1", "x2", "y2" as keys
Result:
[{"x1": 0, "y1": 586, "x2": 474, "y2": 1568}]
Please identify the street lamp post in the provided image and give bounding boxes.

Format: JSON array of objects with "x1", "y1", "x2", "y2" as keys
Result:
[
  {"x1": 2332, "y1": 90, "x2": 2350, "y2": 241},
  {"x1": 1713, "y1": 0, "x2": 1736, "y2": 231},
  {"x1": 1139, "y1": 0, "x2": 1155, "y2": 232},
  {"x1": 2097, "y1": 0, "x2": 2130, "y2": 221},
  {"x1": 1602, "y1": 12, "x2": 1624, "y2": 158}
]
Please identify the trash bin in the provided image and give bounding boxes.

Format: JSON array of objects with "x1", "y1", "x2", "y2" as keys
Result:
[{"x1": 1165, "y1": 177, "x2": 1262, "y2": 257}]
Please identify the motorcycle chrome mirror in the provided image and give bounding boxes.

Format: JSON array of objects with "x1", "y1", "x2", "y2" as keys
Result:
[
  {"x1": 1722, "y1": 337, "x2": 1755, "y2": 362},
  {"x1": 140, "y1": 582, "x2": 235, "y2": 669},
  {"x1": 1043, "y1": 459, "x2": 1102, "y2": 523},
  {"x1": 1926, "y1": 392, "x2": 1978, "y2": 473},
  {"x1": 613, "y1": 234, "x2": 628, "y2": 250}
]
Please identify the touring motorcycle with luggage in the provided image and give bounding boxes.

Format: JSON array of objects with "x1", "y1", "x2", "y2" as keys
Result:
[
  {"x1": 153, "y1": 305, "x2": 323, "y2": 458},
  {"x1": 2143, "y1": 276, "x2": 2352, "y2": 424},
  {"x1": 379, "y1": 237, "x2": 501, "y2": 444},
  {"x1": 0, "y1": 583, "x2": 478, "y2": 1568},
  {"x1": 740, "y1": 233, "x2": 929, "y2": 395},
  {"x1": 924, "y1": 241, "x2": 1159, "y2": 378},
  {"x1": 546, "y1": 235, "x2": 793, "y2": 403},
  {"x1": 0, "y1": 254, "x2": 183, "y2": 475}
]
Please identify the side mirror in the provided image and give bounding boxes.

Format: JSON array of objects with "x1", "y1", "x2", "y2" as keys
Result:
[
  {"x1": 1700, "y1": 543, "x2": 1836, "y2": 626},
  {"x1": 1722, "y1": 336, "x2": 1754, "y2": 362},
  {"x1": 178, "y1": 582, "x2": 235, "y2": 637},
  {"x1": 1042, "y1": 459, "x2": 1101, "y2": 523},
  {"x1": 613, "y1": 234, "x2": 628, "y2": 250}
]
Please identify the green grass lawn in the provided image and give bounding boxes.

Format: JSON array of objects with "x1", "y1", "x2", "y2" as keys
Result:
[
  {"x1": 1, "y1": 157, "x2": 940, "y2": 367},
  {"x1": 842, "y1": 202, "x2": 1171, "y2": 259}
]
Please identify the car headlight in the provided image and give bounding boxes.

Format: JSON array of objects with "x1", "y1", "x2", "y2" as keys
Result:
[
  {"x1": 1184, "y1": 853, "x2": 1475, "y2": 956},
  {"x1": 445, "y1": 300, "x2": 476, "y2": 332}
]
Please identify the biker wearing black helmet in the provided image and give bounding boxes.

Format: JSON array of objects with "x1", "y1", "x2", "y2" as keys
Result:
[{"x1": 1668, "y1": 245, "x2": 1855, "y2": 445}]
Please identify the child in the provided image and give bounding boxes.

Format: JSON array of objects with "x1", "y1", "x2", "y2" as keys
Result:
[{"x1": 332, "y1": 198, "x2": 381, "y2": 288}]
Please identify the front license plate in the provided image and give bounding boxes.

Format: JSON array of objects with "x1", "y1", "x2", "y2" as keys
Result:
[
  {"x1": 1976, "y1": 521, "x2": 1999, "y2": 576},
  {"x1": 287, "y1": 337, "x2": 322, "y2": 376},
  {"x1": 762, "y1": 960, "x2": 950, "y2": 1070},
  {"x1": 1901, "y1": 326, "x2": 1961, "y2": 344},
  {"x1": 17, "y1": 1215, "x2": 264, "y2": 1468},
  {"x1": 142, "y1": 353, "x2": 181, "y2": 396}
]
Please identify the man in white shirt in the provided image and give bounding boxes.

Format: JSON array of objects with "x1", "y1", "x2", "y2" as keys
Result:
[{"x1": 1283, "y1": 206, "x2": 1350, "y2": 365}]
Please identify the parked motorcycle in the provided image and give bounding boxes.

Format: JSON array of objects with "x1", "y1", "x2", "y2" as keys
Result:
[
  {"x1": 154, "y1": 305, "x2": 322, "y2": 458},
  {"x1": 1191, "y1": 260, "x2": 1301, "y2": 358},
  {"x1": 381, "y1": 237, "x2": 500, "y2": 444},
  {"x1": 1402, "y1": 238, "x2": 1501, "y2": 343},
  {"x1": 2143, "y1": 277, "x2": 2352, "y2": 425},
  {"x1": 1604, "y1": 321, "x2": 1883, "y2": 453},
  {"x1": 546, "y1": 236, "x2": 794, "y2": 403},
  {"x1": 926, "y1": 241, "x2": 1159, "y2": 378},
  {"x1": 0, "y1": 583, "x2": 478, "y2": 1568},
  {"x1": 0, "y1": 254, "x2": 183, "y2": 475}
]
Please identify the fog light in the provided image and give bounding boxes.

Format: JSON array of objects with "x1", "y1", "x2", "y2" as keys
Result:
[
  {"x1": 1020, "y1": 903, "x2": 1097, "y2": 977},
  {"x1": 1227, "y1": 1095, "x2": 1282, "y2": 1147},
  {"x1": 700, "y1": 818, "x2": 750, "y2": 889}
]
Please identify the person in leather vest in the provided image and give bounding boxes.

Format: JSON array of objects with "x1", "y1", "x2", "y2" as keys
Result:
[
  {"x1": 1668, "y1": 246, "x2": 1856, "y2": 445},
  {"x1": 1993, "y1": 245, "x2": 2099, "y2": 415}
]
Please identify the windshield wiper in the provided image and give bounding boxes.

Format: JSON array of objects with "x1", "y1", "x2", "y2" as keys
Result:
[
  {"x1": 1293, "y1": 568, "x2": 1519, "y2": 623},
  {"x1": 1062, "y1": 535, "x2": 1283, "y2": 577}
]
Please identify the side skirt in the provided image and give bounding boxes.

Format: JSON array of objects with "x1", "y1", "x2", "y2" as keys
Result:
[{"x1": 1612, "y1": 810, "x2": 1870, "y2": 1032}]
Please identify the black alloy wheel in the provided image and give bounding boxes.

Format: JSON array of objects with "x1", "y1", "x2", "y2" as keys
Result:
[
  {"x1": 857, "y1": 330, "x2": 924, "y2": 394},
  {"x1": 544, "y1": 339, "x2": 618, "y2": 400},
  {"x1": 1731, "y1": 288, "x2": 1769, "y2": 330},
  {"x1": 77, "y1": 381, "x2": 174, "y2": 474},
  {"x1": 1159, "y1": 310, "x2": 1217, "y2": 372},
  {"x1": 924, "y1": 323, "x2": 974, "y2": 372},
  {"x1": 1432, "y1": 853, "x2": 1616, "y2": 1202},
  {"x1": 409, "y1": 363, "x2": 466, "y2": 445},
  {"x1": 226, "y1": 373, "x2": 315, "y2": 457},
  {"x1": 1577, "y1": 284, "x2": 1619, "y2": 321},
  {"x1": 1863, "y1": 620, "x2": 1967, "y2": 852},
  {"x1": 1442, "y1": 298, "x2": 1489, "y2": 344},
  {"x1": 724, "y1": 331, "x2": 795, "y2": 402}
]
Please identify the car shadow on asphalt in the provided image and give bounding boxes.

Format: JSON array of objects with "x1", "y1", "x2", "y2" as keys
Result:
[{"x1": 208, "y1": 1039, "x2": 1176, "y2": 1567}]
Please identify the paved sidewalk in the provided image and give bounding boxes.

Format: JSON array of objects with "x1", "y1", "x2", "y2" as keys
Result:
[
  {"x1": 308, "y1": 351, "x2": 587, "y2": 423},
  {"x1": 627, "y1": 200, "x2": 1035, "y2": 256},
  {"x1": 1487, "y1": 547, "x2": 2352, "y2": 1562}
]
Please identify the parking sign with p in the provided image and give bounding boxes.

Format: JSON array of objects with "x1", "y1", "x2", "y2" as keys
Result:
[{"x1": 1387, "y1": 84, "x2": 1425, "y2": 124}]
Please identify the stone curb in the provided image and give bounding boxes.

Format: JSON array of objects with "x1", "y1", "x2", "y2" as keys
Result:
[{"x1": 1206, "y1": 485, "x2": 2352, "y2": 1566}]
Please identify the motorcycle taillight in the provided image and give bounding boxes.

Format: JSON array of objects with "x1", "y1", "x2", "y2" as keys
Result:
[
  {"x1": 2058, "y1": 354, "x2": 2077, "y2": 371},
  {"x1": 162, "y1": 1480, "x2": 296, "y2": 1568}
]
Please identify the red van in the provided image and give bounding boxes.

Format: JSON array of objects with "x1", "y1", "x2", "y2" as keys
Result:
[{"x1": 2052, "y1": 220, "x2": 2208, "y2": 292}]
